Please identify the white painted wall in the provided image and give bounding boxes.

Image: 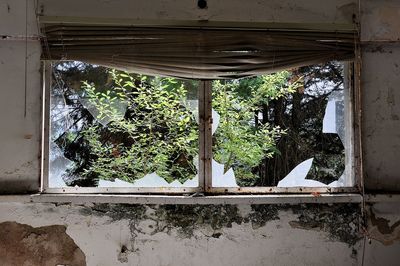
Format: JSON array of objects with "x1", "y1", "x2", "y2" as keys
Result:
[{"x1": 0, "y1": 0, "x2": 41, "y2": 193}]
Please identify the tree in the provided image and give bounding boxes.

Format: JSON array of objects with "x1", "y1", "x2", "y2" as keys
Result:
[{"x1": 212, "y1": 71, "x2": 301, "y2": 186}]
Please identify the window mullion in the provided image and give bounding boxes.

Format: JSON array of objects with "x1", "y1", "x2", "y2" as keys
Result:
[
  {"x1": 204, "y1": 80, "x2": 213, "y2": 192},
  {"x1": 41, "y1": 61, "x2": 52, "y2": 192},
  {"x1": 198, "y1": 80, "x2": 212, "y2": 193}
]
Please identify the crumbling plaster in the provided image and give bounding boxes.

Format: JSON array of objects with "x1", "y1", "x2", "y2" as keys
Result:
[
  {"x1": 367, "y1": 202, "x2": 400, "y2": 245},
  {"x1": 0, "y1": 203, "x2": 362, "y2": 266},
  {"x1": 0, "y1": 221, "x2": 86, "y2": 266}
]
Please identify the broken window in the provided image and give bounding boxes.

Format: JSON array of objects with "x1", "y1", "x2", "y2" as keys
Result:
[
  {"x1": 44, "y1": 61, "x2": 354, "y2": 192},
  {"x1": 41, "y1": 24, "x2": 357, "y2": 193},
  {"x1": 47, "y1": 62, "x2": 200, "y2": 191},
  {"x1": 209, "y1": 62, "x2": 354, "y2": 190}
]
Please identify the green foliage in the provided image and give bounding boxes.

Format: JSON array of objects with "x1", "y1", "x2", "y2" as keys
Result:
[
  {"x1": 55, "y1": 61, "x2": 346, "y2": 187},
  {"x1": 68, "y1": 69, "x2": 299, "y2": 185},
  {"x1": 79, "y1": 71, "x2": 198, "y2": 183},
  {"x1": 235, "y1": 71, "x2": 301, "y2": 105},
  {"x1": 212, "y1": 71, "x2": 301, "y2": 182}
]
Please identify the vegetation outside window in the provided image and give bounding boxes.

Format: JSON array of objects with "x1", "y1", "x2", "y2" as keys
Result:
[{"x1": 40, "y1": 25, "x2": 358, "y2": 193}]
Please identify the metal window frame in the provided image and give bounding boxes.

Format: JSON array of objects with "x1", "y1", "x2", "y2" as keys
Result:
[
  {"x1": 204, "y1": 61, "x2": 360, "y2": 194},
  {"x1": 41, "y1": 61, "x2": 203, "y2": 194},
  {"x1": 41, "y1": 61, "x2": 360, "y2": 195}
]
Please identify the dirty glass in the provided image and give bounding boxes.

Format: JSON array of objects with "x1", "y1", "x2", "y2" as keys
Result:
[
  {"x1": 211, "y1": 62, "x2": 352, "y2": 188},
  {"x1": 49, "y1": 62, "x2": 199, "y2": 188}
]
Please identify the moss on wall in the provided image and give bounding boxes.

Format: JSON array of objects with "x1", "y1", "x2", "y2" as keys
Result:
[{"x1": 76, "y1": 203, "x2": 361, "y2": 246}]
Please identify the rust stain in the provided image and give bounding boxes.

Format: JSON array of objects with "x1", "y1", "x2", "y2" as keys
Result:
[{"x1": 311, "y1": 191, "x2": 321, "y2": 197}]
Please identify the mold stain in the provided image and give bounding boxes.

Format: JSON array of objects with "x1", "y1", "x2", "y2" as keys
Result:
[
  {"x1": 77, "y1": 203, "x2": 361, "y2": 246},
  {"x1": 288, "y1": 204, "x2": 362, "y2": 246}
]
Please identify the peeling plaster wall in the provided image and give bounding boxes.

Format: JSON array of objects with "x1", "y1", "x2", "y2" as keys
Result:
[
  {"x1": 2, "y1": 202, "x2": 400, "y2": 266},
  {"x1": 0, "y1": 221, "x2": 86, "y2": 266},
  {"x1": 1, "y1": 0, "x2": 400, "y2": 265},
  {"x1": 367, "y1": 203, "x2": 400, "y2": 245},
  {"x1": 362, "y1": 202, "x2": 400, "y2": 266},
  {"x1": 0, "y1": 203, "x2": 363, "y2": 266}
]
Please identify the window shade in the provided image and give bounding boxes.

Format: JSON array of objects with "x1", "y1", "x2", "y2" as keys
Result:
[{"x1": 41, "y1": 25, "x2": 356, "y2": 79}]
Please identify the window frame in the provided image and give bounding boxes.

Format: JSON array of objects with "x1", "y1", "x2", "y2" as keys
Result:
[
  {"x1": 204, "y1": 62, "x2": 359, "y2": 194},
  {"x1": 41, "y1": 61, "x2": 203, "y2": 194},
  {"x1": 41, "y1": 61, "x2": 360, "y2": 194}
]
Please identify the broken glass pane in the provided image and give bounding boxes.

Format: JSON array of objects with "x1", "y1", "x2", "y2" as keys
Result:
[
  {"x1": 49, "y1": 142, "x2": 71, "y2": 187},
  {"x1": 212, "y1": 62, "x2": 351, "y2": 187},
  {"x1": 277, "y1": 158, "x2": 325, "y2": 187},
  {"x1": 49, "y1": 62, "x2": 200, "y2": 188},
  {"x1": 50, "y1": 83, "x2": 78, "y2": 140},
  {"x1": 323, "y1": 90, "x2": 345, "y2": 145}
]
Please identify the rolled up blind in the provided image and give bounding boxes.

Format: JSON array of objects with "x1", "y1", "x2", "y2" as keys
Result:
[{"x1": 41, "y1": 25, "x2": 356, "y2": 79}]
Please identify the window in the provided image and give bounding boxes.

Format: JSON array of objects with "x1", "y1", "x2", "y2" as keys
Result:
[
  {"x1": 44, "y1": 63, "x2": 201, "y2": 193},
  {"x1": 207, "y1": 62, "x2": 356, "y2": 193},
  {"x1": 40, "y1": 25, "x2": 358, "y2": 194}
]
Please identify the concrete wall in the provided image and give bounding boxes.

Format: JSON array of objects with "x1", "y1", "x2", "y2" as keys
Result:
[
  {"x1": 38, "y1": 0, "x2": 357, "y2": 26},
  {"x1": 1, "y1": 0, "x2": 400, "y2": 265},
  {"x1": 0, "y1": 0, "x2": 41, "y2": 193},
  {"x1": 361, "y1": 0, "x2": 400, "y2": 191}
]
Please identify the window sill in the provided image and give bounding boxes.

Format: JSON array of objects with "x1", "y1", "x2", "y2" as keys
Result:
[{"x1": 0, "y1": 193, "x2": 363, "y2": 205}]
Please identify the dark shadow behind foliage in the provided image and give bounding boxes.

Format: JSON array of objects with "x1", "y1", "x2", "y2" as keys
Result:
[
  {"x1": 251, "y1": 62, "x2": 345, "y2": 186},
  {"x1": 52, "y1": 61, "x2": 345, "y2": 187},
  {"x1": 52, "y1": 62, "x2": 108, "y2": 186}
]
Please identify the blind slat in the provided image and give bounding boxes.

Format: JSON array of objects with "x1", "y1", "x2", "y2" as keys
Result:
[{"x1": 41, "y1": 25, "x2": 356, "y2": 79}]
